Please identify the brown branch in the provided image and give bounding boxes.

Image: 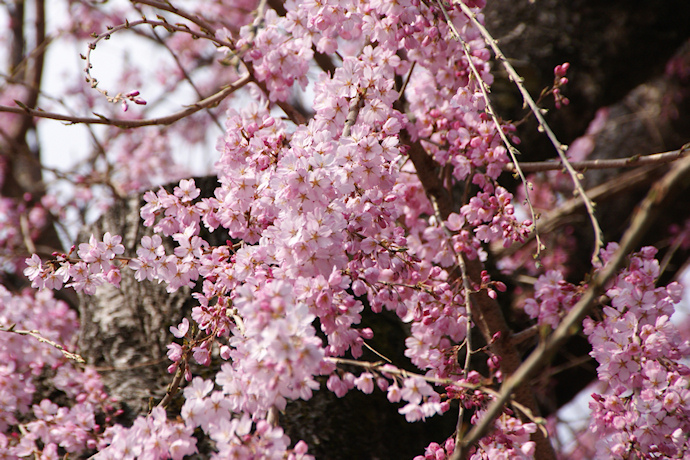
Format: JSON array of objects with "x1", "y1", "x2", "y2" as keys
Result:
[
  {"x1": 130, "y1": 0, "x2": 218, "y2": 34},
  {"x1": 459, "y1": 153, "x2": 690, "y2": 455},
  {"x1": 342, "y1": 93, "x2": 364, "y2": 137},
  {"x1": 0, "y1": 74, "x2": 251, "y2": 128},
  {"x1": 505, "y1": 144, "x2": 690, "y2": 173},
  {"x1": 26, "y1": 0, "x2": 45, "y2": 111},
  {"x1": 158, "y1": 362, "x2": 185, "y2": 409},
  {"x1": 9, "y1": 0, "x2": 46, "y2": 143},
  {"x1": 8, "y1": 1, "x2": 25, "y2": 72}
]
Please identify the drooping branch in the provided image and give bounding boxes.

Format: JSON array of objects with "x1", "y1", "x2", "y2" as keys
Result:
[
  {"x1": 82, "y1": 18, "x2": 233, "y2": 101},
  {"x1": 130, "y1": 3, "x2": 225, "y2": 131},
  {"x1": 438, "y1": 0, "x2": 544, "y2": 260},
  {"x1": 400, "y1": 129, "x2": 555, "y2": 460},
  {"x1": 455, "y1": 0, "x2": 604, "y2": 264}
]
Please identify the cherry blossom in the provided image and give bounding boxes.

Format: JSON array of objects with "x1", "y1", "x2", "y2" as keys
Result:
[{"x1": 4, "y1": 0, "x2": 690, "y2": 458}]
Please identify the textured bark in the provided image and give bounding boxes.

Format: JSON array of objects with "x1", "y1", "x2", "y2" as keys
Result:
[
  {"x1": 77, "y1": 176, "x2": 224, "y2": 421},
  {"x1": 77, "y1": 191, "x2": 189, "y2": 420}
]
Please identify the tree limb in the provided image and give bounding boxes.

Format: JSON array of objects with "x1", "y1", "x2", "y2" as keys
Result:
[
  {"x1": 0, "y1": 74, "x2": 251, "y2": 128},
  {"x1": 505, "y1": 144, "x2": 690, "y2": 173}
]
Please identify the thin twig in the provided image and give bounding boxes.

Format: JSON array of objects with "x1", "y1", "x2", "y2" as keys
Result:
[
  {"x1": 83, "y1": 19, "x2": 232, "y2": 100},
  {"x1": 505, "y1": 143, "x2": 690, "y2": 173},
  {"x1": 0, "y1": 74, "x2": 251, "y2": 128},
  {"x1": 325, "y1": 357, "x2": 477, "y2": 389},
  {"x1": 130, "y1": 0, "x2": 218, "y2": 34},
  {"x1": 158, "y1": 362, "x2": 186, "y2": 408},
  {"x1": 363, "y1": 341, "x2": 393, "y2": 363},
  {"x1": 454, "y1": 1, "x2": 604, "y2": 265},
  {"x1": 0, "y1": 325, "x2": 85, "y2": 364},
  {"x1": 430, "y1": 195, "x2": 474, "y2": 446}
]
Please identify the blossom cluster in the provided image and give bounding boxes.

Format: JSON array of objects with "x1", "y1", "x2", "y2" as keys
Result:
[
  {"x1": 94, "y1": 407, "x2": 197, "y2": 460},
  {"x1": 96, "y1": 375, "x2": 314, "y2": 459},
  {"x1": 8, "y1": 0, "x2": 690, "y2": 458},
  {"x1": 584, "y1": 245, "x2": 689, "y2": 458},
  {"x1": 17, "y1": 0, "x2": 552, "y2": 456},
  {"x1": 0, "y1": 287, "x2": 116, "y2": 458},
  {"x1": 522, "y1": 270, "x2": 581, "y2": 329},
  {"x1": 467, "y1": 411, "x2": 538, "y2": 460},
  {"x1": 24, "y1": 232, "x2": 125, "y2": 294}
]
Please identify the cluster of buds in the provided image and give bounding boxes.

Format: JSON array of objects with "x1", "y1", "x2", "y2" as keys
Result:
[
  {"x1": 118, "y1": 90, "x2": 147, "y2": 112},
  {"x1": 552, "y1": 62, "x2": 570, "y2": 109}
]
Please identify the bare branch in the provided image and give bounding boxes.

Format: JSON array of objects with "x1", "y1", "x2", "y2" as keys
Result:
[
  {"x1": 493, "y1": 165, "x2": 665, "y2": 259},
  {"x1": 505, "y1": 143, "x2": 690, "y2": 172},
  {"x1": 130, "y1": 0, "x2": 218, "y2": 34},
  {"x1": 0, "y1": 74, "x2": 251, "y2": 128},
  {"x1": 0, "y1": 325, "x2": 85, "y2": 364},
  {"x1": 83, "y1": 19, "x2": 232, "y2": 102}
]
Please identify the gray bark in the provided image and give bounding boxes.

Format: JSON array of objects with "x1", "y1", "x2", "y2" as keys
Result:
[{"x1": 77, "y1": 191, "x2": 192, "y2": 420}]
